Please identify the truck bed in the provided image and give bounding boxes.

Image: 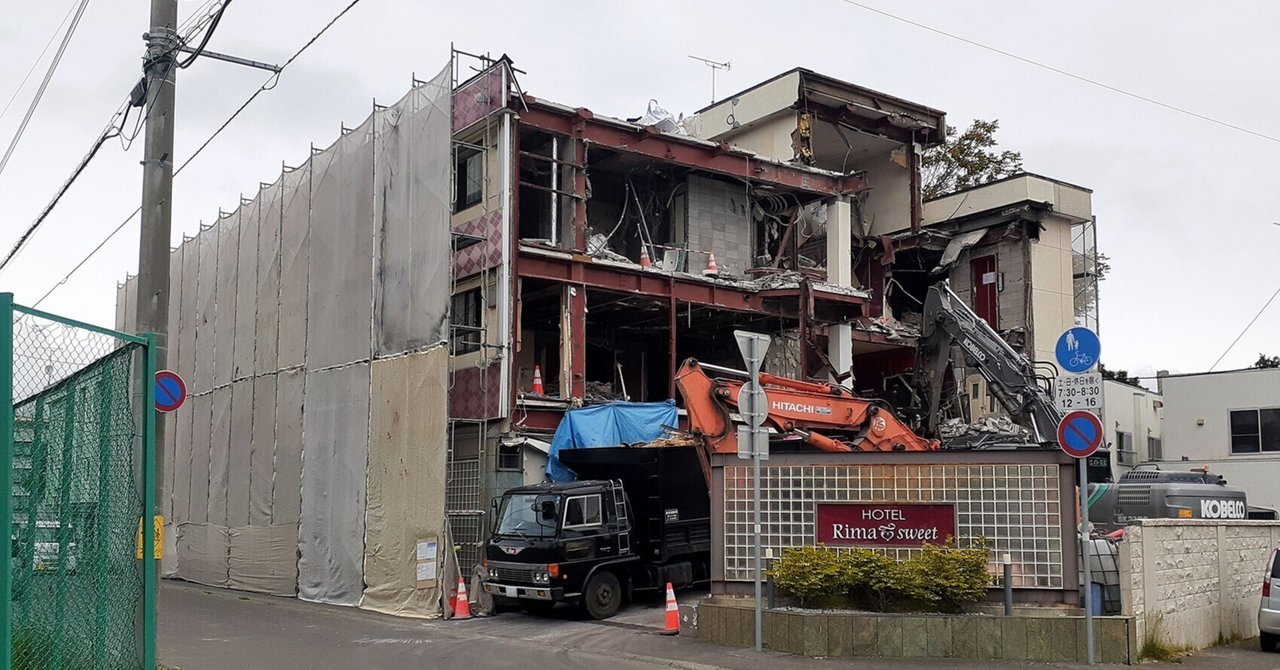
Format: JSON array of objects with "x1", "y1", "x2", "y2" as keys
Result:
[{"x1": 557, "y1": 446, "x2": 711, "y2": 562}]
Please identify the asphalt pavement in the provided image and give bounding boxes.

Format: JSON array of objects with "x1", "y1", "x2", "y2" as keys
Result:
[{"x1": 159, "y1": 581, "x2": 1280, "y2": 669}]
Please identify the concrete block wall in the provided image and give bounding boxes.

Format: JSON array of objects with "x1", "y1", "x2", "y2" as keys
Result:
[
  {"x1": 1120, "y1": 519, "x2": 1280, "y2": 650},
  {"x1": 698, "y1": 600, "x2": 1136, "y2": 663},
  {"x1": 686, "y1": 175, "x2": 753, "y2": 276}
]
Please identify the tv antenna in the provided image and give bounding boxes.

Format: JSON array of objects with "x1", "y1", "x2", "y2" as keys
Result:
[{"x1": 689, "y1": 55, "x2": 731, "y2": 104}]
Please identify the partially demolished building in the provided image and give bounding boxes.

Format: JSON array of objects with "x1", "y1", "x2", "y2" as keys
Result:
[{"x1": 117, "y1": 53, "x2": 1099, "y2": 603}]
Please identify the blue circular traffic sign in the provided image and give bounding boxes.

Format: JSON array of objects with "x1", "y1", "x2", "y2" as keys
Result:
[
  {"x1": 155, "y1": 370, "x2": 187, "y2": 413},
  {"x1": 1055, "y1": 327, "x2": 1100, "y2": 374},
  {"x1": 1057, "y1": 410, "x2": 1103, "y2": 458}
]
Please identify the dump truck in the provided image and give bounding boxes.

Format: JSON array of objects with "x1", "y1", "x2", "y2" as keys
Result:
[{"x1": 481, "y1": 445, "x2": 710, "y2": 619}]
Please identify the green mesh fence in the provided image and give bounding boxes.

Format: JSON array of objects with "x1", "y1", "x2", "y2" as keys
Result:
[{"x1": 4, "y1": 297, "x2": 155, "y2": 670}]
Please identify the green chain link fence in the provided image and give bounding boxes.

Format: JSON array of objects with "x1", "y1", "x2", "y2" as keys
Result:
[{"x1": 2, "y1": 294, "x2": 156, "y2": 670}]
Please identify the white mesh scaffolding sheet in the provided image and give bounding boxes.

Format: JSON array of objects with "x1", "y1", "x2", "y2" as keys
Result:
[
  {"x1": 722, "y1": 463, "x2": 1065, "y2": 589},
  {"x1": 127, "y1": 62, "x2": 453, "y2": 608}
]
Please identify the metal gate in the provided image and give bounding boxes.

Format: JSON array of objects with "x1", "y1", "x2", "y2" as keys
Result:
[
  {"x1": 446, "y1": 457, "x2": 484, "y2": 570},
  {"x1": 2, "y1": 295, "x2": 157, "y2": 670}
]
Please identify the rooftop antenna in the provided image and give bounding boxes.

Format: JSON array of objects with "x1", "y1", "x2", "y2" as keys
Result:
[{"x1": 689, "y1": 55, "x2": 731, "y2": 105}]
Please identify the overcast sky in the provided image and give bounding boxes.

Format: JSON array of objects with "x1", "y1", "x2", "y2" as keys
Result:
[{"x1": 1, "y1": 0, "x2": 1277, "y2": 382}]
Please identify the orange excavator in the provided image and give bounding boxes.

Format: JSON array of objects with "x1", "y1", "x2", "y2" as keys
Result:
[{"x1": 674, "y1": 358, "x2": 939, "y2": 459}]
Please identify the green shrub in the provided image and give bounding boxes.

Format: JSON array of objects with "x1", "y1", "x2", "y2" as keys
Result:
[
  {"x1": 769, "y1": 546, "x2": 850, "y2": 606},
  {"x1": 907, "y1": 539, "x2": 991, "y2": 612},
  {"x1": 770, "y1": 539, "x2": 991, "y2": 613}
]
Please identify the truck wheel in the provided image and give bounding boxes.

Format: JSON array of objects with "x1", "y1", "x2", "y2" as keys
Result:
[
  {"x1": 1262, "y1": 632, "x2": 1278, "y2": 652},
  {"x1": 583, "y1": 571, "x2": 621, "y2": 620}
]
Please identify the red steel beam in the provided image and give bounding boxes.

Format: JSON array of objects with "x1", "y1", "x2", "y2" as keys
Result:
[
  {"x1": 517, "y1": 248, "x2": 868, "y2": 321},
  {"x1": 519, "y1": 102, "x2": 868, "y2": 197}
]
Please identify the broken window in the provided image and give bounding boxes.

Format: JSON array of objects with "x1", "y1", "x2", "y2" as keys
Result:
[
  {"x1": 455, "y1": 147, "x2": 484, "y2": 210},
  {"x1": 451, "y1": 288, "x2": 483, "y2": 355}
]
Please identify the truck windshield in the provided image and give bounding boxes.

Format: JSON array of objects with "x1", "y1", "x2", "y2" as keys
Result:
[{"x1": 495, "y1": 494, "x2": 559, "y2": 538}]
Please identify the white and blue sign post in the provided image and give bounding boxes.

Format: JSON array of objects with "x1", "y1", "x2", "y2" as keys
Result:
[{"x1": 1054, "y1": 326, "x2": 1101, "y2": 664}]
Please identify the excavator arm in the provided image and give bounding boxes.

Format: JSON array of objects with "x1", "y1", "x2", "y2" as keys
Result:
[
  {"x1": 675, "y1": 358, "x2": 940, "y2": 458},
  {"x1": 916, "y1": 282, "x2": 1063, "y2": 444}
]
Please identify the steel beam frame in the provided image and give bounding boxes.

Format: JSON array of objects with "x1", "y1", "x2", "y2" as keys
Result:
[{"x1": 518, "y1": 103, "x2": 868, "y2": 197}]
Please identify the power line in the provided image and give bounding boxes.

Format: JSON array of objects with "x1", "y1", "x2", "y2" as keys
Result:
[
  {"x1": 0, "y1": 0, "x2": 93, "y2": 181},
  {"x1": 1207, "y1": 282, "x2": 1280, "y2": 372},
  {"x1": 836, "y1": 0, "x2": 1280, "y2": 145},
  {"x1": 0, "y1": 2, "x2": 230, "y2": 274},
  {"x1": 0, "y1": 2, "x2": 80, "y2": 124},
  {"x1": 31, "y1": 0, "x2": 365, "y2": 308}
]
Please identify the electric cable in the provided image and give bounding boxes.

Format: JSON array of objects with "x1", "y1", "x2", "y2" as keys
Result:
[
  {"x1": 177, "y1": 0, "x2": 232, "y2": 68},
  {"x1": 30, "y1": 0, "x2": 366, "y2": 307},
  {"x1": 0, "y1": 0, "x2": 93, "y2": 182},
  {"x1": 0, "y1": 2, "x2": 232, "y2": 274},
  {"x1": 0, "y1": 2, "x2": 80, "y2": 124},
  {"x1": 836, "y1": 0, "x2": 1280, "y2": 145},
  {"x1": 1207, "y1": 282, "x2": 1280, "y2": 372}
]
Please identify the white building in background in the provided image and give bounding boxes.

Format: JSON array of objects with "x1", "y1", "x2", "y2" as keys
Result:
[
  {"x1": 1098, "y1": 379, "x2": 1163, "y2": 474},
  {"x1": 1158, "y1": 367, "x2": 1280, "y2": 511}
]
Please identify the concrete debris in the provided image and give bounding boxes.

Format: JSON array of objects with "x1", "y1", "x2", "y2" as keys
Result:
[
  {"x1": 939, "y1": 415, "x2": 1032, "y2": 440},
  {"x1": 584, "y1": 380, "x2": 626, "y2": 403},
  {"x1": 859, "y1": 314, "x2": 921, "y2": 340},
  {"x1": 585, "y1": 233, "x2": 631, "y2": 263}
]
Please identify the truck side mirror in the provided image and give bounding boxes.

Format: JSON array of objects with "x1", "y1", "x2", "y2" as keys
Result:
[
  {"x1": 489, "y1": 497, "x2": 499, "y2": 533},
  {"x1": 540, "y1": 500, "x2": 557, "y2": 521}
]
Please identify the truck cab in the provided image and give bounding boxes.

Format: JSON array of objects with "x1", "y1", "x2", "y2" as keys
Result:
[
  {"x1": 482, "y1": 446, "x2": 710, "y2": 619},
  {"x1": 484, "y1": 480, "x2": 634, "y2": 618}
]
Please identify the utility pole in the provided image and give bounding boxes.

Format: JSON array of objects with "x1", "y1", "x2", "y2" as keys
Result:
[{"x1": 136, "y1": 0, "x2": 178, "y2": 605}]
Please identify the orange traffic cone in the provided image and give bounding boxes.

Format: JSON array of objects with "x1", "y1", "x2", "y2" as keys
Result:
[
  {"x1": 531, "y1": 365, "x2": 545, "y2": 396},
  {"x1": 661, "y1": 582, "x2": 679, "y2": 635},
  {"x1": 703, "y1": 252, "x2": 719, "y2": 275},
  {"x1": 639, "y1": 246, "x2": 652, "y2": 268},
  {"x1": 453, "y1": 575, "x2": 472, "y2": 620}
]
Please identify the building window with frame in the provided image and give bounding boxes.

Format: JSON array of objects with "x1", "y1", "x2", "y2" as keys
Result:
[
  {"x1": 1115, "y1": 431, "x2": 1135, "y2": 466},
  {"x1": 497, "y1": 443, "x2": 522, "y2": 472},
  {"x1": 1229, "y1": 408, "x2": 1280, "y2": 454},
  {"x1": 451, "y1": 288, "x2": 483, "y2": 355},
  {"x1": 455, "y1": 146, "x2": 484, "y2": 211},
  {"x1": 1147, "y1": 436, "x2": 1162, "y2": 461}
]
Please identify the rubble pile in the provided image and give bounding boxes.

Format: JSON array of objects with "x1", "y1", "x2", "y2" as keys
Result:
[{"x1": 939, "y1": 415, "x2": 1032, "y2": 440}]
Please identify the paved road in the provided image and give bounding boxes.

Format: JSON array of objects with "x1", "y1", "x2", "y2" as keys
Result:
[{"x1": 159, "y1": 581, "x2": 1280, "y2": 669}]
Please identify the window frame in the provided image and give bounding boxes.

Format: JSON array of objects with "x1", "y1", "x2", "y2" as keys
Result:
[
  {"x1": 450, "y1": 288, "x2": 484, "y2": 356},
  {"x1": 1229, "y1": 407, "x2": 1280, "y2": 455},
  {"x1": 1115, "y1": 431, "x2": 1136, "y2": 466},
  {"x1": 496, "y1": 443, "x2": 522, "y2": 472},
  {"x1": 1146, "y1": 436, "x2": 1163, "y2": 462},
  {"x1": 455, "y1": 146, "x2": 484, "y2": 211},
  {"x1": 562, "y1": 494, "x2": 604, "y2": 530}
]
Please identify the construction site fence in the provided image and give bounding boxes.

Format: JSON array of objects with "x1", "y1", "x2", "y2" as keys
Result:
[{"x1": 2, "y1": 294, "x2": 157, "y2": 670}]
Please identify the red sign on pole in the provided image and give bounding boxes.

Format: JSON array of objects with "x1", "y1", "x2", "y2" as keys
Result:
[{"x1": 816, "y1": 503, "x2": 957, "y2": 547}]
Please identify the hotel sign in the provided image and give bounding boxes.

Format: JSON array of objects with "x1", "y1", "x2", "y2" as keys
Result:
[{"x1": 816, "y1": 503, "x2": 957, "y2": 548}]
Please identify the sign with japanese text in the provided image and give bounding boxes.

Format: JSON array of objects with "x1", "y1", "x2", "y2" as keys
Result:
[
  {"x1": 1054, "y1": 372, "x2": 1102, "y2": 413},
  {"x1": 815, "y1": 503, "x2": 957, "y2": 547}
]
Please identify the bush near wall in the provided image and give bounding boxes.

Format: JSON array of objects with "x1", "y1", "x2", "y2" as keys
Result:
[{"x1": 770, "y1": 539, "x2": 990, "y2": 612}]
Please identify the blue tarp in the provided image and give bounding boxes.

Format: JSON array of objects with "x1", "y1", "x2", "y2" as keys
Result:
[{"x1": 545, "y1": 400, "x2": 678, "y2": 482}]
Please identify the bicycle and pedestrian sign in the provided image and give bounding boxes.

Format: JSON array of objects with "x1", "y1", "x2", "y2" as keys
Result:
[{"x1": 1054, "y1": 326, "x2": 1100, "y2": 374}]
